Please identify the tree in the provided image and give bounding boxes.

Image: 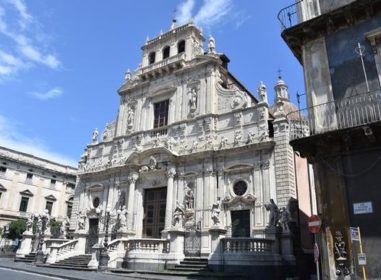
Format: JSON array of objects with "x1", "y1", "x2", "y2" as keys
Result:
[
  {"x1": 49, "y1": 218, "x2": 62, "y2": 238},
  {"x1": 7, "y1": 219, "x2": 26, "y2": 240}
]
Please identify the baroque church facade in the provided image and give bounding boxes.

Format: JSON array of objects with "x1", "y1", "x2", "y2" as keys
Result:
[{"x1": 65, "y1": 21, "x2": 312, "y2": 275}]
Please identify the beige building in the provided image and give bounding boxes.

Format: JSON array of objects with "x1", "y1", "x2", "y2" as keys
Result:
[{"x1": 0, "y1": 146, "x2": 77, "y2": 230}]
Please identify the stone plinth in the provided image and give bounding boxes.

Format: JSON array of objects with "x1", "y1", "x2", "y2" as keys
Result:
[
  {"x1": 167, "y1": 228, "x2": 185, "y2": 264},
  {"x1": 16, "y1": 232, "x2": 34, "y2": 258},
  {"x1": 280, "y1": 231, "x2": 295, "y2": 261},
  {"x1": 209, "y1": 227, "x2": 227, "y2": 268}
]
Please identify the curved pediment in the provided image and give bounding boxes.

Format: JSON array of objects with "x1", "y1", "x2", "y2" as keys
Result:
[
  {"x1": 224, "y1": 164, "x2": 253, "y2": 173},
  {"x1": 125, "y1": 147, "x2": 178, "y2": 166},
  {"x1": 86, "y1": 184, "x2": 104, "y2": 192}
]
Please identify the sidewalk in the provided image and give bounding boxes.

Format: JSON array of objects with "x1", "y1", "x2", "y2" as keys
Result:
[{"x1": 0, "y1": 258, "x2": 237, "y2": 280}]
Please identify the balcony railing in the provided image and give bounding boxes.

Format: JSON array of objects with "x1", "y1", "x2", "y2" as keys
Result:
[
  {"x1": 278, "y1": 0, "x2": 303, "y2": 30},
  {"x1": 288, "y1": 90, "x2": 381, "y2": 140}
]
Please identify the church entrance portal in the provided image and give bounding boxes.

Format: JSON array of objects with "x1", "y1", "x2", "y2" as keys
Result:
[
  {"x1": 143, "y1": 187, "x2": 167, "y2": 238},
  {"x1": 231, "y1": 210, "x2": 250, "y2": 237},
  {"x1": 85, "y1": 218, "x2": 99, "y2": 253}
]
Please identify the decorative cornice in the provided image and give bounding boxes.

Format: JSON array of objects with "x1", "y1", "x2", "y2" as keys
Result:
[{"x1": 20, "y1": 189, "x2": 33, "y2": 197}]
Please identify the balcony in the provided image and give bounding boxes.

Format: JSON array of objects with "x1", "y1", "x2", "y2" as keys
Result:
[
  {"x1": 288, "y1": 90, "x2": 381, "y2": 140},
  {"x1": 278, "y1": 0, "x2": 322, "y2": 30},
  {"x1": 138, "y1": 53, "x2": 186, "y2": 80}
]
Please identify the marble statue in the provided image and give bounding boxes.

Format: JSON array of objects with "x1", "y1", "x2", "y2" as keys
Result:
[
  {"x1": 265, "y1": 199, "x2": 280, "y2": 227},
  {"x1": 279, "y1": 207, "x2": 291, "y2": 232},
  {"x1": 26, "y1": 214, "x2": 34, "y2": 233},
  {"x1": 211, "y1": 198, "x2": 221, "y2": 226},
  {"x1": 127, "y1": 107, "x2": 134, "y2": 129},
  {"x1": 92, "y1": 128, "x2": 99, "y2": 144},
  {"x1": 124, "y1": 69, "x2": 132, "y2": 81},
  {"x1": 258, "y1": 81, "x2": 268, "y2": 104},
  {"x1": 77, "y1": 211, "x2": 86, "y2": 230},
  {"x1": 172, "y1": 203, "x2": 185, "y2": 228},
  {"x1": 208, "y1": 35, "x2": 216, "y2": 54},
  {"x1": 118, "y1": 205, "x2": 128, "y2": 231},
  {"x1": 184, "y1": 186, "x2": 194, "y2": 209},
  {"x1": 189, "y1": 88, "x2": 197, "y2": 111}
]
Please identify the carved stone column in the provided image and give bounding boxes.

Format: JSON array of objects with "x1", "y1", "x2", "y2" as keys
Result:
[
  {"x1": 127, "y1": 172, "x2": 139, "y2": 232},
  {"x1": 165, "y1": 167, "x2": 176, "y2": 230}
]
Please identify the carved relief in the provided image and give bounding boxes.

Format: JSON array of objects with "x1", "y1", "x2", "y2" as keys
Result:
[{"x1": 234, "y1": 130, "x2": 242, "y2": 146}]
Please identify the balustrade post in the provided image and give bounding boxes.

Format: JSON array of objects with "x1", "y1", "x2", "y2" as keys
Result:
[{"x1": 209, "y1": 228, "x2": 227, "y2": 271}]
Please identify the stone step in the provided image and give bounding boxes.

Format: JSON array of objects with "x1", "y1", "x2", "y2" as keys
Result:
[
  {"x1": 175, "y1": 264, "x2": 208, "y2": 269},
  {"x1": 180, "y1": 260, "x2": 208, "y2": 264},
  {"x1": 169, "y1": 266, "x2": 208, "y2": 272},
  {"x1": 38, "y1": 264, "x2": 96, "y2": 271}
]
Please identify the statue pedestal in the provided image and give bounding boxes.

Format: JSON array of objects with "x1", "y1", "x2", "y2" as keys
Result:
[
  {"x1": 88, "y1": 244, "x2": 102, "y2": 269},
  {"x1": 167, "y1": 228, "x2": 185, "y2": 265},
  {"x1": 73, "y1": 232, "x2": 88, "y2": 255},
  {"x1": 16, "y1": 232, "x2": 34, "y2": 258},
  {"x1": 265, "y1": 226, "x2": 281, "y2": 254},
  {"x1": 280, "y1": 231, "x2": 295, "y2": 261},
  {"x1": 116, "y1": 229, "x2": 135, "y2": 239},
  {"x1": 209, "y1": 227, "x2": 227, "y2": 269}
]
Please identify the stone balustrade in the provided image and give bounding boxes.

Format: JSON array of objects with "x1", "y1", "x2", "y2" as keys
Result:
[
  {"x1": 46, "y1": 239, "x2": 78, "y2": 264},
  {"x1": 124, "y1": 239, "x2": 170, "y2": 254},
  {"x1": 222, "y1": 238, "x2": 273, "y2": 253}
]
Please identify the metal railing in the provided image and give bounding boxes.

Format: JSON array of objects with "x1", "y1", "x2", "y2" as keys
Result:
[
  {"x1": 277, "y1": 0, "x2": 303, "y2": 29},
  {"x1": 222, "y1": 238, "x2": 273, "y2": 253},
  {"x1": 288, "y1": 90, "x2": 381, "y2": 140}
]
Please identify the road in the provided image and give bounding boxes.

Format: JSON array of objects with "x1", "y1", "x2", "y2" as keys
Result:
[{"x1": 0, "y1": 267, "x2": 66, "y2": 280}]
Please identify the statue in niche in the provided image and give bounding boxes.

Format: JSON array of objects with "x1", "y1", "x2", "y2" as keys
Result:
[
  {"x1": 279, "y1": 207, "x2": 291, "y2": 232},
  {"x1": 184, "y1": 186, "x2": 194, "y2": 209},
  {"x1": 118, "y1": 206, "x2": 128, "y2": 231},
  {"x1": 172, "y1": 203, "x2": 185, "y2": 228},
  {"x1": 127, "y1": 107, "x2": 134, "y2": 129},
  {"x1": 211, "y1": 198, "x2": 221, "y2": 226},
  {"x1": 92, "y1": 128, "x2": 99, "y2": 144},
  {"x1": 265, "y1": 199, "x2": 280, "y2": 227},
  {"x1": 77, "y1": 211, "x2": 87, "y2": 230},
  {"x1": 220, "y1": 136, "x2": 228, "y2": 149},
  {"x1": 148, "y1": 156, "x2": 157, "y2": 170},
  {"x1": 188, "y1": 88, "x2": 197, "y2": 112},
  {"x1": 334, "y1": 231, "x2": 350, "y2": 276},
  {"x1": 247, "y1": 131, "x2": 255, "y2": 144}
]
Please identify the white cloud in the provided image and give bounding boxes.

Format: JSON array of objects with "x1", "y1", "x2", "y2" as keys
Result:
[
  {"x1": 176, "y1": 0, "x2": 195, "y2": 25},
  {"x1": 0, "y1": 0, "x2": 60, "y2": 79},
  {"x1": 0, "y1": 50, "x2": 24, "y2": 76},
  {"x1": 30, "y1": 87, "x2": 63, "y2": 100},
  {"x1": 194, "y1": 0, "x2": 232, "y2": 28},
  {"x1": 0, "y1": 114, "x2": 77, "y2": 167}
]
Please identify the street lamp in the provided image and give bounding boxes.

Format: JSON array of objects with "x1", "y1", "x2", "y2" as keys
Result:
[
  {"x1": 35, "y1": 210, "x2": 49, "y2": 264},
  {"x1": 98, "y1": 209, "x2": 110, "y2": 271}
]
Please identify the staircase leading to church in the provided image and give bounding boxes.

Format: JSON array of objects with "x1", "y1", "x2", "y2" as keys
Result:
[
  {"x1": 45, "y1": 254, "x2": 93, "y2": 270},
  {"x1": 169, "y1": 257, "x2": 209, "y2": 272},
  {"x1": 14, "y1": 252, "x2": 36, "y2": 263}
]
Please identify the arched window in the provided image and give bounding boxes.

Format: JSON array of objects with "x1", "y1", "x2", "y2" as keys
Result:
[
  {"x1": 177, "y1": 40, "x2": 185, "y2": 54},
  {"x1": 233, "y1": 181, "x2": 247, "y2": 196},
  {"x1": 162, "y1": 46, "x2": 170, "y2": 59},
  {"x1": 148, "y1": 52, "x2": 156, "y2": 64}
]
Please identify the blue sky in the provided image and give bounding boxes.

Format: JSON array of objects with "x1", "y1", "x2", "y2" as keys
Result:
[{"x1": 0, "y1": 0, "x2": 304, "y2": 167}]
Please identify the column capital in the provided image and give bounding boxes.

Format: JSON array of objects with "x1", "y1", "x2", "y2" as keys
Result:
[
  {"x1": 166, "y1": 167, "x2": 176, "y2": 178},
  {"x1": 128, "y1": 172, "x2": 139, "y2": 183}
]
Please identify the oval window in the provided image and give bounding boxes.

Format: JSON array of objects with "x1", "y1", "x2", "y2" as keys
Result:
[{"x1": 233, "y1": 181, "x2": 247, "y2": 196}]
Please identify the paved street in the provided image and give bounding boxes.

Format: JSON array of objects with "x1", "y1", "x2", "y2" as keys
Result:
[
  {"x1": 0, "y1": 258, "x2": 236, "y2": 280},
  {"x1": 0, "y1": 267, "x2": 66, "y2": 280}
]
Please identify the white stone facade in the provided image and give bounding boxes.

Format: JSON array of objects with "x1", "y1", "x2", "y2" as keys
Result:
[
  {"x1": 0, "y1": 146, "x2": 77, "y2": 230},
  {"x1": 68, "y1": 22, "x2": 307, "y2": 273}
]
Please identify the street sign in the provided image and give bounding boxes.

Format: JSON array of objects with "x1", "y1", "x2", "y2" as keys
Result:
[
  {"x1": 350, "y1": 227, "x2": 359, "y2": 241},
  {"x1": 358, "y1": 253, "x2": 367, "y2": 266},
  {"x1": 313, "y1": 242, "x2": 319, "y2": 263},
  {"x1": 308, "y1": 215, "x2": 321, "y2": 233},
  {"x1": 353, "y1": 202, "x2": 373, "y2": 215}
]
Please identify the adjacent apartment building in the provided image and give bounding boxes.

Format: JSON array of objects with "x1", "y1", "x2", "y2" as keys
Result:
[
  {"x1": 279, "y1": 0, "x2": 381, "y2": 278},
  {"x1": 0, "y1": 146, "x2": 77, "y2": 234}
]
